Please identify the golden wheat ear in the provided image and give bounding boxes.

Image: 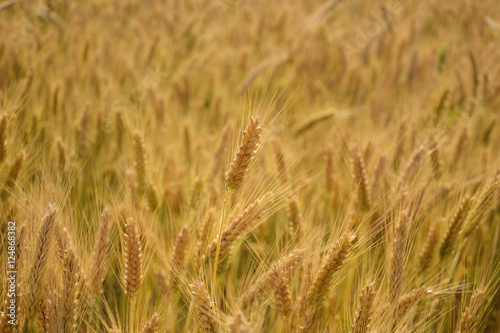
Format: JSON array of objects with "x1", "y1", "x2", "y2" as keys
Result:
[
  {"x1": 228, "y1": 312, "x2": 250, "y2": 333},
  {"x1": 88, "y1": 208, "x2": 112, "y2": 298},
  {"x1": 307, "y1": 233, "x2": 356, "y2": 308},
  {"x1": 242, "y1": 248, "x2": 304, "y2": 306},
  {"x1": 389, "y1": 211, "x2": 409, "y2": 302},
  {"x1": 1, "y1": 150, "x2": 25, "y2": 200},
  {"x1": 457, "y1": 290, "x2": 484, "y2": 333},
  {"x1": 206, "y1": 192, "x2": 274, "y2": 272},
  {"x1": 225, "y1": 117, "x2": 262, "y2": 191},
  {"x1": 350, "y1": 144, "x2": 371, "y2": 211},
  {"x1": 140, "y1": 312, "x2": 160, "y2": 333},
  {"x1": 190, "y1": 281, "x2": 217, "y2": 333},
  {"x1": 269, "y1": 264, "x2": 293, "y2": 328},
  {"x1": 123, "y1": 217, "x2": 143, "y2": 297},
  {"x1": 23, "y1": 204, "x2": 57, "y2": 331},
  {"x1": 57, "y1": 226, "x2": 83, "y2": 332},
  {"x1": 350, "y1": 282, "x2": 375, "y2": 333}
]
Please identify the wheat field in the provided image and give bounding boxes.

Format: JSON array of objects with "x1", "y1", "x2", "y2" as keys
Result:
[{"x1": 1, "y1": 0, "x2": 500, "y2": 332}]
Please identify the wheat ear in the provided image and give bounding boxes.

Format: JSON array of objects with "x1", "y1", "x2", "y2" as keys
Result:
[
  {"x1": 371, "y1": 153, "x2": 387, "y2": 195},
  {"x1": 171, "y1": 225, "x2": 190, "y2": 283},
  {"x1": 461, "y1": 173, "x2": 499, "y2": 239},
  {"x1": 123, "y1": 218, "x2": 143, "y2": 296},
  {"x1": 457, "y1": 290, "x2": 484, "y2": 333},
  {"x1": 272, "y1": 138, "x2": 288, "y2": 183},
  {"x1": 392, "y1": 120, "x2": 407, "y2": 170},
  {"x1": 190, "y1": 281, "x2": 217, "y2": 333},
  {"x1": 228, "y1": 311, "x2": 250, "y2": 333},
  {"x1": 287, "y1": 195, "x2": 301, "y2": 237},
  {"x1": 242, "y1": 248, "x2": 304, "y2": 305},
  {"x1": 307, "y1": 233, "x2": 356, "y2": 307},
  {"x1": 394, "y1": 145, "x2": 425, "y2": 191},
  {"x1": 140, "y1": 312, "x2": 160, "y2": 333},
  {"x1": 428, "y1": 134, "x2": 441, "y2": 177},
  {"x1": 196, "y1": 208, "x2": 216, "y2": 262},
  {"x1": 133, "y1": 131, "x2": 148, "y2": 194},
  {"x1": 419, "y1": 219, "x2": 440, "y2": 270},
  {"x1": 207, "y1": 192, "x2": 274, "y2": 271},
  {"x1": 56, "y1": 137, "x2": 68, "y2": 171},
  {"x1": 269, "y1": 264, "x2": 293, "y2": 326},
  {"x1": 225, "y1": 117, "x2": 262, "y2": 190},
  {"x1": 453, "y1": 124, "x2": 469, "y2": 163},
  {"x1": 390, "y1": 211, "x2": 409, "y2": 302},
  {"x1": 1, "y1": 150, "x2": 25, "y2": 200},
  {"x1": 24, "y1": 204, "x2": 57, "y2": 329},
  {"x1": 396, "y1": 287, "x2": 433, "y2": 315},
  {"x1": 350, "y1": 282, "x2": 375, "y2": 333},
  {"x1": 88, "y1": 208, "x2": 112, "y2": 298},
  {"x1": 57, "y1": 226, "x2": 82, "y2": 332},
  {"x1": 351, "y1": 144, "x2": 371, "y2": 210},
  {"x1": 439, "y1": 196, "x2": 472, "y2": 259}
]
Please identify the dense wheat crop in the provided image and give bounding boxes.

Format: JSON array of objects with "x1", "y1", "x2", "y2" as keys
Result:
[{"x1": 1, "y1": 0, "x2": 500, "y2": 332}]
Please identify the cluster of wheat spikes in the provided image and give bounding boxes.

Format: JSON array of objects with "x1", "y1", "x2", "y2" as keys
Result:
[{"x1": 1, "y1": 0, "x2": 500, "y2": 332}]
